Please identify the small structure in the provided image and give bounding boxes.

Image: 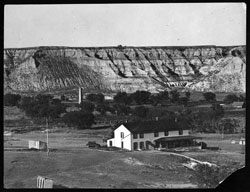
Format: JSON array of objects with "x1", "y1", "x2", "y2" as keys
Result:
[
  {"x1": 232, "y1": 102, "x2": 244, "y2": 108},
  {"x1": 37, "y1": 176, "x2": 53, "y2": 188},
  {"x1": 107, "y1": 118, "x2": 201, "y2": 151},
  {"x1": 239, "y1": 138, "x2": 245, "y2": 145},
  {"x1": 29, "y1": 140, "x2": 47, "y2": 150},
  {"x1": 4, "y1": 131, "x2": 12, "y2": 136},
  {"x1": 231, "y1": 140, "x2": 236, "y2": 144}
]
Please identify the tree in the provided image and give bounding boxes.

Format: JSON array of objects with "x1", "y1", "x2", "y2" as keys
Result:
[
  {"x1": 96, "y1": 102, "x2": 115, "y2": 115},
  {"x1": 86, "y1": 93, "x2": 104, "y2": 103},
  {"x1": 60, "y1": 95, "x2": 66, "y2": 101},
  {"x1": 131, "y1": 91, "x2": 151, "y2": 105},
  {"x1": 178, "y1": 97, "x2": 188, "y2": 106},
  {"x1": 133, "y1": 106, "x2": 149, "y2": 118},
  {"x1": 238, "y1": 95, "x2": 245, "y2": 102},
  {"x1": 113, "y1": 103, "x2": 131, "y2": 115},
  {"x1": 169, "y1": 90, "x2": 180, "y2": 103},
  {"x1": 78, "y1": 101, "x2": 95, "y2": 113},
  {"x1": 4, "y1": 93, "x2": 21, "y2": 106},
  {"x1": 19, "y1": 94, "x2": 65, "y2": 119},
  {"x1": 185, "y1": 91, "x2": 191, "y2": 101},
  {"x1": 62, "y1": 111, "x2": 95, "y2": 129},
  {"x1": 114, "y1": 92, "x2": 132, "y2": 105},
  {"x1": 223, "y1": 94, "x2": 239, "y2": 103},
  {"x1": 96, "y1": 93, "x2": 105, "y2": 103},
  {"x1": 159, "y1": 91, "x2": 169, "y2": 100},
  {"x1": 210, "y1": 104, "x2": 224, "y2": 133},
  {"x1": 219, "y1": 118, "x2": 238, "y2": 134},
  {"x1": 149, "y1": 94, "x2": 161, "y2": 106},
  {"x1": 203, "y1": 92, "x2": 216, "y2": 102}
]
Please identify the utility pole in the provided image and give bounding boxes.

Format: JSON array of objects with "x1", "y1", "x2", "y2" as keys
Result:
[
  {"x1": 221, "y1": 124, "x2": 224, "y2": 139},
  {"x1": 46, "y1": 117, "x2": 49, "y2": 157}
]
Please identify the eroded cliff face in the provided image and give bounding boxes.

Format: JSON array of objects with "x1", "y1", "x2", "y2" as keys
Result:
[{"x1": 4, "y1": 45, "x2": 246, "y2": 93}]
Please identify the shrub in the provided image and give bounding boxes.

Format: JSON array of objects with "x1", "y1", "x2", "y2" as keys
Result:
[{"x1": 192, "y1": 164, "x2": 230, "y2": 188}]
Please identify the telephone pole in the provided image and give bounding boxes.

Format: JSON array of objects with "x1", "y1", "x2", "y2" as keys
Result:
[{"x1": 46, "y1": 117, "x2": 49, "y2": 156}]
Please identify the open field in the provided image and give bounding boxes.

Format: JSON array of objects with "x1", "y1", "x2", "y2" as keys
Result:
[
  {"x1": 4, "y1": 106, "x2": 245, "y2": 188},
  {"x1": 4, "y1": 129, "x2": 245, "y2": 189}
]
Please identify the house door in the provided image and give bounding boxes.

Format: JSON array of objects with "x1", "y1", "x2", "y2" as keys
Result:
[
  {"x1": 146, "y1": 142, "x2": 149, "y2": 150},
  {"x1": 121, "y1": 141, "x2": 124, "y2": 149},
  {"x1": 133, "y1": 142, "x2": 138, "y2": 150},
  {"x1": 109, "y1": 141, "x2": 112, "y2": 147},
  {"x1": 139, "y1": 142, "x2": 144, "y2": 150}
]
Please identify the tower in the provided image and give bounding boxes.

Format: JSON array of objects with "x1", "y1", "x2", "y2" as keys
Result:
[{"x1": 79, "y1": 87, "x2": 83, "y2": 104}]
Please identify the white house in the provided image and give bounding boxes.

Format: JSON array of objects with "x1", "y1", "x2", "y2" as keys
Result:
[{"x1": 107, "y1": 118, "x2": 202, "y2": 151}]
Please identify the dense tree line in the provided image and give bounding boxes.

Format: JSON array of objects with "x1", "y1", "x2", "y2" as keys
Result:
[{"x1": 4, "y1": 93, "x2": 21, "y2": 106}]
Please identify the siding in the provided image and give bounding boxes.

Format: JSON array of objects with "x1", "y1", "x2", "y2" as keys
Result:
[
  {"x1": 113, "y1": 125, "x2": 132, "y2": 150},
  {"x1": 132, "y1": 129, "x2": 190, "y2": 149}
]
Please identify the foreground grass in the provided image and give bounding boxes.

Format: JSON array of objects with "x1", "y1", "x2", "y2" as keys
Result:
[{"x1": 4, "y1": 129, "x2": 245, "y2": 189}]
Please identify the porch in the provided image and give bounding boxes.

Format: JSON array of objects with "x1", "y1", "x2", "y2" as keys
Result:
[{"x1": 154, "y1": 135, "x2": 202, "y2": 149}]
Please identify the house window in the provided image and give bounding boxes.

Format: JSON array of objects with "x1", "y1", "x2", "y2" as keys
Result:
[
  {"x1": 140, "y1": 142, "x2": 144, "y2": 149},
  {"x1": 179, "y1": 130, "x2": 183, "y2": 135},
  {"x1": 139, "y1": 133, "x2": 144, "y2": 138},
  {"x1": 154, "y1": 132, "x2": 159, "y2": 137},
  {"x1": 133, "y1": 133, "x2": 138, "y2": 139},
  {"x1": 121, "y1": 132, "x2": 124, "y2": 138},
  {"x1": 164, "y1": 131, "x2": 169, "y2": 136},
  {"x1": 133, "y1": 142, "x2": 138, "y2": 150}
]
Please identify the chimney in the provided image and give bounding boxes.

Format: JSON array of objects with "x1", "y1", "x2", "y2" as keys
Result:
[{"x1": 78, "y1": 87, "x2": 82, "y2": 104}]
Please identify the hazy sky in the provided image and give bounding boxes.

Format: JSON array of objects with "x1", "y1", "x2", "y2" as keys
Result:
[{"x1": 4, "y1": 3, "x2": 246, "y2": 48}]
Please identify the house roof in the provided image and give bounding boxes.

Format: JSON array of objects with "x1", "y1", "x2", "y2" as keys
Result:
[
  {"x1": 121, "y1": 118, "x2": 188, "y2": 134},
  {"x1": 154, "y1": 135, "x2": 202, "y2": 142}
]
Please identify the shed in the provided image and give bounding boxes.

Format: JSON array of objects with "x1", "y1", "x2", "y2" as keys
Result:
[
  {"x1": 29, "y1": 140, "x2": 47, "y2": 150},
  {"x1": 239, "y1": 138, "x2": 245, "y2": 145}
]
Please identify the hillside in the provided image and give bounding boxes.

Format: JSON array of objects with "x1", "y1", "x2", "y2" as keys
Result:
[{"x1": 4, "y1": 45, "x2": 246, "y2": 93}]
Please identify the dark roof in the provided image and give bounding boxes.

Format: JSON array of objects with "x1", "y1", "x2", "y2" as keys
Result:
[
  {"x1": 154, "y1": 135, "x2": 202, "y2": 142},
  {"x1": 121, "y1": 118, "x2": 188, "y2": 133}
]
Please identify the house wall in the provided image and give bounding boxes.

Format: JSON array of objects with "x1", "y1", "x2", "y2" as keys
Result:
[
  {"x1": 107, "y1": 125, "x2": 132, "y2": 150},
  {"x1": 131, "y1": 129, "x2": 190, "y2": 150}
]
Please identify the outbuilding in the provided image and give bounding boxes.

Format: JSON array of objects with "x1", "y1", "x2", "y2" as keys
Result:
[
  {"x1": 239, "y1": 138, "x2": 245, "y2": 145},
  {"x1": 29, "y1": 140, "x2": 47, "y2": 150}
]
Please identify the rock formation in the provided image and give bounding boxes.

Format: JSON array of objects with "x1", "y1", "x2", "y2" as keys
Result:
[{"x1": 4, "y1": 45, "x2": 246, "y2": 93}]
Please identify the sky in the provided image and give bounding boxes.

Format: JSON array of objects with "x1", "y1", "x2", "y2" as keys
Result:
[{"x1": 4, "y1": 3, "x2": 246, "y2": 48}]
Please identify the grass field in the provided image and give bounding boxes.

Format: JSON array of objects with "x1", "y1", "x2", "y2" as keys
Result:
[{"x1": 4, "y1": 106, "x2": 245, "y2": 188}]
